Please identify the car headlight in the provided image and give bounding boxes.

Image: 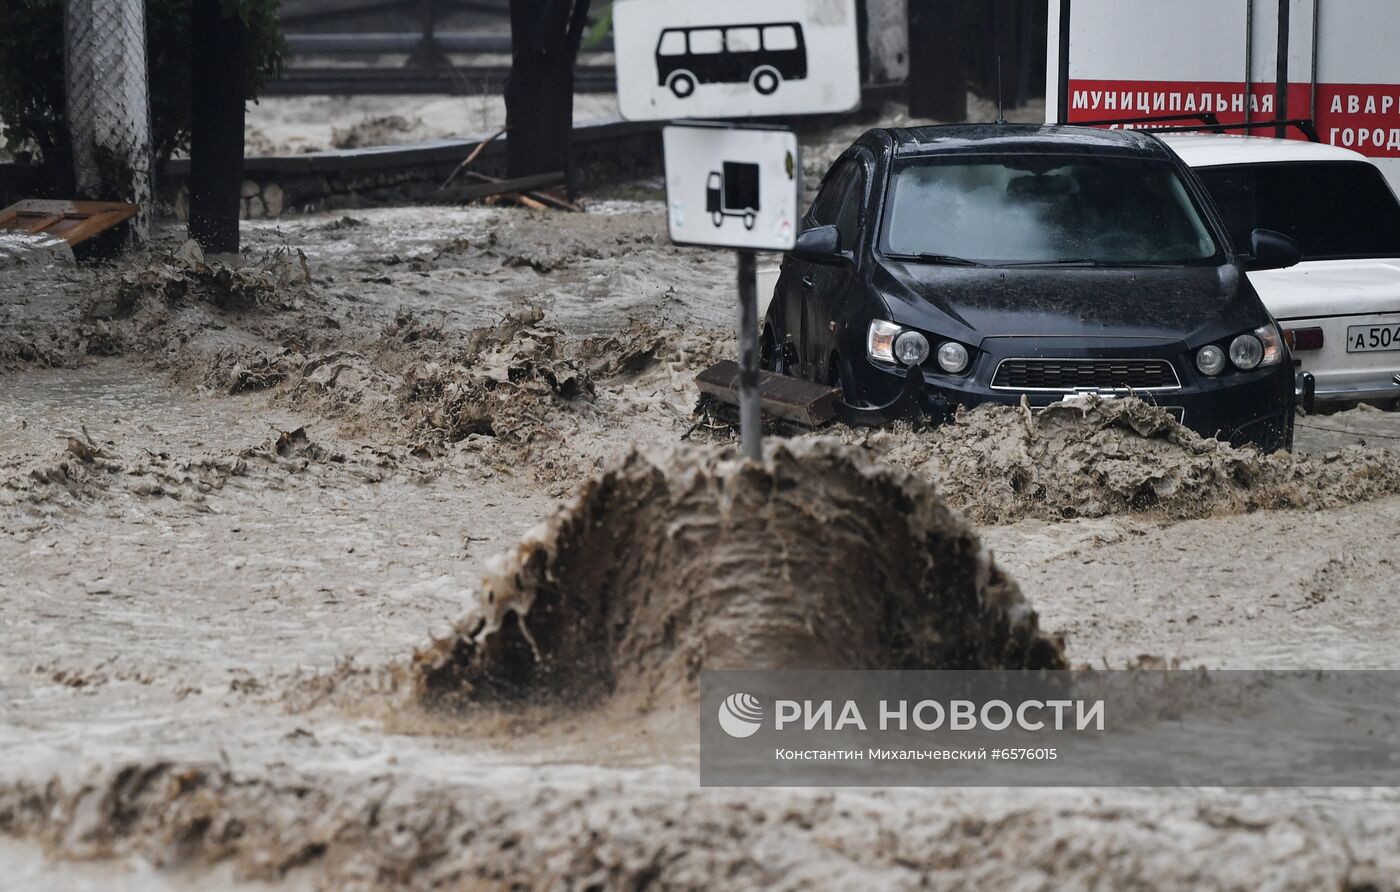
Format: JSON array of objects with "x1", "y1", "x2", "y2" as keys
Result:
[
  {"x1": 894, "y1": 331, "x2": 930, "y2": 366},
  {"x1": 936, "y1": 341, "x2": 969, "y2": 373},
  {"x1": 1231, "y1": 327, "x2": 1282, "y2": 370},
  {"x1": 868, "y1": 320, "x2": 971, "y2": 373},
  {"x1": 867, "y1": 320, "x2": 900, "y2": 363},
  {"x1": 1196, "y1": 344, "x2": 1226, "y2": 376},
  {"x1": 1230, "y1": 334, "x2": 1263, "y2": 370},
  {"x1": 1200, "y1": 326, "x2": 1284, "y2": 376}
]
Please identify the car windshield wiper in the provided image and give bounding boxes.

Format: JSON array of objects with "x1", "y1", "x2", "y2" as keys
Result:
[
  {"x1": 883, "y1": 252, "x2": 986, "y2": 267},
  {"x1": 1102, "y1": 261, "x2": 1193, "y2": 268},
  {"x1": 997, "y1": 258, "x2": 1102, "y2": 268},
  {"x1": 999, "y1": 258, "x2": 1193, "y2": 269}
]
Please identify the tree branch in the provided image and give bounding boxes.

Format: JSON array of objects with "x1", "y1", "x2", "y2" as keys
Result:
[{"x1": 564, "y1": 0, "x2": 593, "y2": 58}]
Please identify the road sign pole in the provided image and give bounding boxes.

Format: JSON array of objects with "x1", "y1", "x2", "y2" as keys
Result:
[{"x1": 736, "y1": 249, "x2": 762, "y2": 461}]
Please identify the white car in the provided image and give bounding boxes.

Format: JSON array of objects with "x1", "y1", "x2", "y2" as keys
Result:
[{"x1": 1162, "y1": 133, "x2": 1400, "y2": 405}]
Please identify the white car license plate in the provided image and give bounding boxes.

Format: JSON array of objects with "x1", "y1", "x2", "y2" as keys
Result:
[{"x1": 1347, "y1": 322, "x2": 1400, "y2": 353}]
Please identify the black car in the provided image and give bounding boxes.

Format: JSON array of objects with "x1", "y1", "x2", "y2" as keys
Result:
[{"x1": 764, "y1": 124, "x2": 1303, "y2": 451}]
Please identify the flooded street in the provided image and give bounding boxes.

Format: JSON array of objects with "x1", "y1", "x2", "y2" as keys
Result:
[{"x1": 5, "y1": 201, "x2": 1400, "y2": 890}]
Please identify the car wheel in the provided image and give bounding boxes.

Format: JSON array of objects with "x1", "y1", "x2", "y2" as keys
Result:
[
  {"x1": 751, "y1": 67, "x2": 781, "y2": 96},
  {"x1": 711, "y1": 211, "x2": 724, "y2": 228},
  {"x1": 743, "y1": 212, "x2": 756, "y2": 230},
  {"x1": 668, "y1": 71, "x2": 696, "y2": 98}
]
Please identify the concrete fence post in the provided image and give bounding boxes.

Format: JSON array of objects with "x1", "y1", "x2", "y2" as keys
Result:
[{"x1": 64, "y1": 0, "x2": 153, "y2": 243}]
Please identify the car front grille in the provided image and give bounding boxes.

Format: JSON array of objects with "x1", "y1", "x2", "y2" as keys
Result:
[{"x1": 992, "y1": 358, "x2": 1181, "y2": 391}]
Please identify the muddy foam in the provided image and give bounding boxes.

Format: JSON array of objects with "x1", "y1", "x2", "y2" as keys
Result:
[
  {"x1": 846, "y1": 397, "x2": 1400, "y2": 524},
  {"x1": 6, "y1": 757, "x2": 1399, "y2": 892},
  {"x1": 0, "y1": 425, "x2": 388, "y2": 526},
  {"x1": 413, "y1": 440, "x2": 1065, "y2": 711}
]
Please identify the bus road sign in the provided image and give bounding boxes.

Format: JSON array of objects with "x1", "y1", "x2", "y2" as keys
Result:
[{"x1": 614, "y1": 0, "x2": 861, "y2": 121}]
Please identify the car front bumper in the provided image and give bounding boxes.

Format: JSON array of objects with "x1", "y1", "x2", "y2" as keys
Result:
[{"x1": 845, "y1": 345, "x2": 1297, "y2": 452}]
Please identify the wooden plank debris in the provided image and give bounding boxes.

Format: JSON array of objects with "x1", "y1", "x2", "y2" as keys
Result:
[
  {"x1": 0, "y1": 199, "x2": 139, "y2": 246},
  {"x1": 696, "y1": 360, "x2": 843, "y2": 427},
  {"x1": 462, "y1": 171, "x2": 582, "y2": 212},
  {"x1": 439, "y1": 126, "x2": 509, "y2": 190},
  {"x1": 452, "y1": 171, "x2": 568, "y2": 209}
]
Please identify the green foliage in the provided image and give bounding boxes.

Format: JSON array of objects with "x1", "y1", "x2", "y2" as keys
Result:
[
  {"x1": 581, "y1": 3, "x2": 612, "y2": 51},
  {"x1": 0, "y1": 0, "x2": 286, "y2": 169}
]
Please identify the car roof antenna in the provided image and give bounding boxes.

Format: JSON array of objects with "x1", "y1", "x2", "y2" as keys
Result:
[{"x1": 995, "y1": 56, "x2": 1007, "y2": 125}]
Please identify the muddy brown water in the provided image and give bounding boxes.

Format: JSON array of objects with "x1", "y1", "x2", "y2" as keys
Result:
[
  {"x1": 4, "y1": 203, "x2": 1400, "y2": 890},
  {"x1": 413, "y1": 442, "x2": 1064, "y2": 714}
]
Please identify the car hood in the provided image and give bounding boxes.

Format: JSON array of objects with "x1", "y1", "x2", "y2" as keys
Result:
[
  {"x1": 1248, "y1": 258, "x2": 1400, "y2": 321},
  {"x1": 873, "y1": 259, "x2": 1262, "y2": 344}
]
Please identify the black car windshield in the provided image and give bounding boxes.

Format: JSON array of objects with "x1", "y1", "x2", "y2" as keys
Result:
[
  {"x1": 880, "y1": 154, "x2": 1221, "y2": 266},
  {"x1": 1194, "y1": 161, "x2": 1400, "y2": 261}
]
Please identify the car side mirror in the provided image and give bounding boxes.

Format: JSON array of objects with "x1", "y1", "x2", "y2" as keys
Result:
[
  {"x1": 1247, "y1": 228, "x2": 1302, "y2": 272},
  {"x1": 792, "y1": 224, "x2": 843, "y2": 264}
]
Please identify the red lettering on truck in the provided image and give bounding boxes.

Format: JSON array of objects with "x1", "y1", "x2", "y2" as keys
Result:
[{"x1": 1068, "y1": 79, "x2": 1400, "y2": 158}]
